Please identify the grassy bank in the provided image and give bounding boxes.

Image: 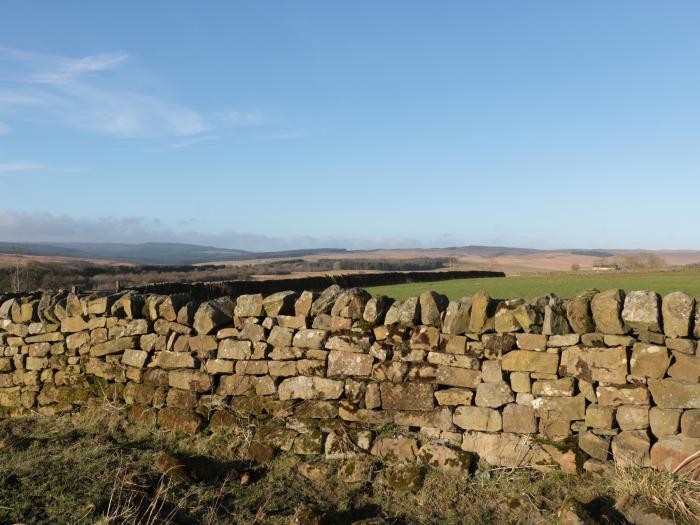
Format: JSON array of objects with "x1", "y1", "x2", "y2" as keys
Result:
[
  {"x1": 365, "y1": 270, "x2": 700, "y2": 301},
  {"x1": 0, "y1": 411, "x2": 697, "y2": 524}
]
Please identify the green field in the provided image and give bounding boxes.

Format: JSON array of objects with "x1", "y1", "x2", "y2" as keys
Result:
[{"x1": 365, "y1": 270, "x2": 700, "y2": 301}]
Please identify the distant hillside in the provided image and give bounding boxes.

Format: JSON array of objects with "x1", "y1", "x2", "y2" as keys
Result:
[{"x1": 0, "y1": 242, "x2": 347, "y2": 265}]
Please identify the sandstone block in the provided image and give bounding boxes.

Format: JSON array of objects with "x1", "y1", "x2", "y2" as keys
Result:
[
  {"x1": 612, "y1": 430, "x2": 650, "y2": 467},
  {"x1": 362, "y1": 295, "x2": 393, "y2": 325},
  {"x1": 417, "y1": 443, "x2": 472, "y2": 475},
  {"x1": 650, "y1": 435, "x2": 700, "y2": 471},
  {"x1": 205, "y1": 358, "x2": 234, "y2": 375},
  {"x1": 468, "y1": 291, "x2": 491, "y2": 333},
  {"x1": 648, "y1": 379, "x2": 700, "y2": 409},
  {"x1": 168, "y1": 370, "x2": 211, "y2": 392},
  {"x1": 501, "y1": 350, "x2": 559, "y2": 374},
  {"x1": 453, "y1": 405, "x2": 502, "y2": 432},
  {"x1": 559, "y1": 346, "x2": 627, "y2": 384},
  {"x1": 434, "y1": 388, "x2": 474, "y2": 406},
  {"x1": 532, "y1": 378, "x2": 575, "y2": 397},
  {"x1": 649, "y1": 407, "x2": 681, "y2": 438},
  {"x1": 579, "y1": 431, "x2": 610, "y2": 461},
  {"x1": 90, "y1": 336, "x2": 139, "y2": 357},
  {"x1": 217, "y1": 339, "x2": 251, "y2": 360},
  {"x1": 502, "y1": 403, "x2": 536, "y2": 434},
  {"x1": 122, "y1": 349, "x2": 148, "y2": 368},
  {"x1": 591, "y1": 289, "x2": 627, "y2": 334},
  {"x1": 680, "y1": 409, "x2": 700, "y2": 437},
  {"x1": 597, "y1": 386, "x2": 649, "y2": 406},
  {"x1": 380, "y1": 382, "x2": 434, "y2": 411},
  {"x1": 533, "y1": 395, "x2": 585, "y2": 420},
  {"x1": 662, "y1": 291, "x2": 694, "y2": 338},
  {"x1": 267, "y1": 360, "x2": 296, "y2": 377},
  {"x1": 158, "y1": 407, "x2": 202, "y2": 435},
  {"x1": 371, "y1": 436, "x2": 419, "y2": 462},
  {"x1": 585, "y1": 404, "x2": 614, "y2": 429},
  {"x1": 616, "y1": 405, "x2": 649, "y2": 430},
  {"x1": 630, "y1": 343, "x2": 670, "y2": 379},
  {"x1": 278, "y1": 376, "x2": 344, "y2": 400},
  {"x1": 293, "y1": 329, "x2": 329, "y2": 349},
  {"x1": 262, "y1": 291, "x2": 296, "y2": 317},
  {"x1": 435, "y1": 366, "x2": 481, "y2": 388},
  {"x1": 442, "y1": 300, "x2": 471, "y2": 335},
  {"x1": 510, "y1": 372, "x2": 531, "y2": 393},
  {"x1": 475, "y1": 381, "x2": 513, "y2": 408},
  {"x1": 193, "y1": 297, "x2": 235, "y2": 335},
  {"x1": 158, "y1": 352, "x2": 197, "y2": 369},
  {"x1": 621, "y1": 290, "x2": 661, "y2": 332},
  {"x1": 61, "y1": 316, "x2": 89, "y2": 333},
  {"x1": 327, "y1": 351, "x2": 373, "y2": 377},
  {"x1": 667, "y1": 352, "x2": 700, "y2": 382},
  {"x1": 566, "y1": 292, "x2": 596, "y2": 334},
  {"x1": 516, "y1": 333, "x2": 548, "y2": 351},
  {"x1": 310, "y1": 285, "x2": 341, "y2": 316},
  {"x1": 234, "y1": 294, "x2": 264, "y2": 317}
]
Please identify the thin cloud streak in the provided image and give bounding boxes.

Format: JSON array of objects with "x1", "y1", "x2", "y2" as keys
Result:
[{"x1": 0, "y1": 161, "x2": 45, "y2": 174}]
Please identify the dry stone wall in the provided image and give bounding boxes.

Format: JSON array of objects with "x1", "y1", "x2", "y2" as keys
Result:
[{"x1": 1, "y1": 285, "x2": 699, "y2": 477}]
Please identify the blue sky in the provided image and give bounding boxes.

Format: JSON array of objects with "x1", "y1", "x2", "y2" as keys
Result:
[{"x1": 1, "y1": 1, "x2": 699, "y2": 251}]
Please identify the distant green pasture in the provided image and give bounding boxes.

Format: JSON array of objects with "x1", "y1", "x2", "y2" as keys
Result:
[{"x1": 365, "y1": 271, "x2": 700, "y2": 301}]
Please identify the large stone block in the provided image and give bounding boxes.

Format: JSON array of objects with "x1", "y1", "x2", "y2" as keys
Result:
[
  {"x1": 278, "y1": 376, "x2": 344, "y2": 400},
  {"x1": 380, "y1": 382, "x2": 434, "y2": 411},
  {"x1": 468, "y1": 291, "x2": 492, "y2": 333},
  {"x1": 502, "y1": 403, "x2": 536, "y2": 434},
  {"x1": 591, "y1": 289, "x2": 626, "y2": 334},
  {"x1": 417, "y1": 443, "x2": 473, "y2": 475},
  {"x1": 611, "y1": 430, "x2": 650, "y2": 467},
  {"x1": 419, "y1": 291, "x2": 448, "y2": 327},
  {"x1": 262, "y1": 291, "x2": 297, "y2": 317},
  {"x1": 327, "y1": 351, "x2": 373, "y2": 377},
  {"x1": 292, "y1": 329, "x2": 330, "y2": 349},
  {"x1": 667, "y1": 352, "x2": 700, "y2": 382},
  {"x1": 453, "y1": 405, "x2": 501, "y2": 432},
  {"x1": 234, "y1": 294, "x2": 264, "y2": 317},
  {"x1": 475, "y1": 381, "x2": 514, "y2": 408},
  {"x1": 578, "y1": 431, "x2": 610, "y2": 461},
  {"x1": 681, "y1": 409, "x2": 700, "y2": 437},
  {"x1": 629, "y1": 343, "x2": 670, "y2": 379},
  {"x1": 435, "y1": 366, "x2": 481, "y2": 388},
  {"x1": 650, "y1": 435, "x2": 700, "y2": 471},
  {"x1": 559, "y1": 346, "x2": 627, "y2": 384},
  {"x1": 460, "y1": 431, "x2": 548, "y2": 468},
  {"x1": 501, "y1": 350, "x2": 559, "y2": 375},
  {"x1": 597, "y1": 385, "x2": 649, "y2": 406},
  {"x1": 330, "y1": 288, "x2": 371, "y2": 319},
  {"x1": 662, "y1": 292, "x2": 694, "y2": 338},
  {"x1": 193, "y1": 297, "x2": 235, "y2": 335},
  {"x1": 442, "y1": 300, "x2": 471, "y2": 335},
  {"x1": 168, "y1": 370, "x2": 212, "y2": 392},
  {"x1": 158, "y1": 407, "x2": 202, "y2": 435},
  {"x1": 648, "y1": 379, "x2": 700, "y2": 409},
  {"x1": 621, "y1": 290, "x2": 661, "y2": 332},
  {"x1": 566, "y1": 291, "x2": 596, "y2": 334},
  {"x1": 649, "y1": 407, "x2": 681, "y2": 438}
]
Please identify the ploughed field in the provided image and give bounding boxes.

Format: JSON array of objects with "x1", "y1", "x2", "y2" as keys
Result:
[{"x1": 366, "y1": 270, "x2": 700, "y2": 301}]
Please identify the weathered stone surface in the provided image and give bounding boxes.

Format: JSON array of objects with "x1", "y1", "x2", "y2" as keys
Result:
[
  {"x1": 611, "y1": 430, "x2": 650, "y2": 467},
  {"x1": 122, "y1": 349, "x2": 149, "y2": 368},
  {"x1": 648, "y1": 379, "x2": 700, "y2": 409},
  {"x1": 559, "y1": 346, "x2": 627, "y2": 384},
  {"x1": 649, "y1": 407, "x2": 681, "y2": 438},
  {"x1": 310, "y1": 285, "x2": 342, "y2": 316},
  {"x1": 60, "y1": 316, "x2": 89, "y2": 333},
  {"x1": 435, "y1": 366, "x2": 481, "y2": 388},
  {"x1": 278, "y1": 376, "x2": 344, "y2": 401},
  {"x1": 501, "y1": 350, "x2": 559, "y2": 374},
  {"x1": 417, "y1": 443, "x2": 472, "y2": 475},
  {"x1": 158, "y1": 407, "x2": 202, "y2": 435},
  {"x1": 90, "y1": 336, "x2": 139, "y2": 357},
  {"x1": 495, "y1": 307, "x2": 519, "y2": 333},
  {"x1": 591, "y1": 289, "x2": 626, "y2": 335},
  {"x1": 380, "y1": 382, "x2": 434, "y2": 411},
  {"x1": 370, "y1": 436, "x2": 419, "y2": 462},
  {"x1": 331, "y1": 288, "x2": 371, "y2": 319},
  {"x1": 234, "y1": 294, "x2": 264, "y2": 317},
  {"x1": 193, "y1": 297, "x2": 235, "y2": 335},
  {"x1": 578, "y1": 431, "x2": 610, "y2": 461},
  {"x1": 158, "y1": 352, "x2": 197, "y2": 369},
  {"x1": 502, "y1": 403, "x2": 536, "y2": 434},
  {"x1": 442, "y1": 300, "x2": 471, "y2": 335},
  {"x1": 475, "y1": 381, "x2": 514, "y2": 408},
  {"x1": 384, "y1": 463, "x2": 425, "y2": 491},
  {"x1": 468, "y1": 291, "x2": 492, "y2": 333},
  {"x1": 630, "y1": 343, "x2": 670, "y2": 379},
  {"x1": 681, "y1": 409, "x2": 700, "y2": 437},
  {"x1": 662, "y1": 292, "x2": 694, "y2": 338},
  {"x1": 327, "y1": 351, "x2": 373, "y2": 377},
  {"x1": 168, "y1": 370, "x2": 211, "y2": 392},
  {"x1": 597, "y1": 385, "x2": 649, "y2": 406},
  {"x1": 415, "y1": 291, "x2": 447, "y2": 327},
  {"x1": 616, "y1": 405, "x2": 649, "y2": 430},
  {"x1": 650, "y1": 435, "x2": 700, "y2": 471},
  {"x1": 543, "y1": 297, "x2": 571, "y2": 335},
  {"x1": 585, "y1": 404, "x2": 614, "y2": 429},
  {"x1": 293, "y1": 329, "x2": 329, "y2": 349},
  {"x1": 515, "y1": 333, "x2": 547, "y2": 351},
  {"x1": 460, "y1": 431, "x2": 547, "y2": 468},
  {"x1": 667, "y1": 352, "x2": 700, "y2": 382},
  {"x1": 393, "y1": 407, "x2": 454, "y2": 431},
  {"x1": 532, "y1": 378, "x2": 575, "y2": 397},
  {"x1": 262, "y1": 291, "x2": 296, "y2": 317},
  {"x1": 434, "y1": 388, "x2": 474, "y2": 406},
  {"x1": 362, "y1": 295, "x2": 393, "y2": 325},
  {"x1": 453, "y1": 405, "x2": 502, "y2": 432},
  {"x1": 294, "y1": 291, "x2": 315, "y2": 316},
  {"x1": 566, "y1": 291, "x2": 596, "y2": 334},
  {"x1": 513, "y1": 303, "x2": 541, "y2": 332},
  {"x1": 533, "y1": 395, "x2": 585, "y2": 420},
  {"x1": 622, "y1": 290, "x2": 661, "y2": 332}
]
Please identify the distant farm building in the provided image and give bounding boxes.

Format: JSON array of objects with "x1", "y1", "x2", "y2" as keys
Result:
[{"x1": 592, "y1": 263, "x2": 621, "y2": 271}]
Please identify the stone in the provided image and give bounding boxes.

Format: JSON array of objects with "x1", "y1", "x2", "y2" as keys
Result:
[
  {"x1": 533, "y1": 395, "x2": 585, "y2": 420},
  {"x1": 662, "y1": 291, "x2": 694, "y2": 338},
  {"x1": 483, "y1": 333, "x2": 516, "y2": 357},
  {"x1": 461, "y1": 431, "x2": 547, "y2": 468},
  {"x1": 566, "y1": 291, "x2": 596, "y2": 334},
  {"x1": 410, "y1": 326, "x2": 440, "y2": 351},
  {"x1": 278, "y1": 376, "x2": 344, "y2": 400},
  {"x1": 649, "y1": 407, "x2": 681, "y2": 438},
  {"x1": 650, "y1": 435, "x2": 700, "y2": 471},
  {"x1": 384, "y1": 464, "x2": 425, "y2": 491},
  {"x1": 603, "y1": 334, "x2": 634, "y2": 347},
  {"x1": 122, "y1": 349, "x2": 149, "y2": 368},
  {"x1": 622, "y1": 290, "x2": 661, "y2": 332},
  {"x1": 547, "y1": 334, "x2": 579, "y2": 347},
  {"x1": 481, "y1": 360, "x2": 503, "y2": 382},
  {"x1": 332, "y1": 288, "x2": 371, "y2": 319},
  {"x1": 513, "y1": 303, "x2": 541, "y2": 332},
  {"x1": 585, "y1": 404, "x2": 615, "y2": 429},
  {"x1": 616, "y1": 405, "x2": 649, "y2": 430},
  {"x1": 262, "y1": 291, "x2": 297, "y2": 317},
  {"x1": 629, "y1": 343, "x2": 670, "y2": 379},
  {"x1": 475, "y1": 381, "x2": 513, "y2": 408},
  {"x1": 611, "y1": 430, "x2": 650, "y2": 467},
  {"x1": 234, "y1": 294, "x2": 264, "y2": 317},
  {"x1": 435, "y1": 366, "x2": 481, "y2": 388},
  {"x1": 516, "y1": 333, "x2": 548, "y2": 351},
  {"x1": 338, "y1": 458, "x2": 375, "y2": 484},
  {"x1": 217, "y1": 339, "x2": 252, "y2": 360},
  {"x1": 158, "y1": 407, "x2": 202, "y2": 435},
  {"x1": 681, "y1": 409, "x2": 700, "y2": 437},
  {"x1": 158, "y1": 351, "x2": 197, "y2": 369},
  {"x1": 90, "y1": 336, "x2": 139, "y2": 357},
  {"x1": 293, "y1": 329, "x2": 329, "y2": 349},
  {"x1": 327, "y1": 351, "x2": 373, "y2": 377},
  {"x1": 370, "y1": 436, "x2": 419, "y2": 462},
  {"x1": 434, "y1": 388, "x2": 474, "y2": 406},
  {"x1": 453, "y1": 406, "x2": 502, "y2": 432},
  {"x1": 532, "y1": 378, "x2": 574, "y2": 397},
  {"x1": 468, "y1": 291, "x2": 492, "y2": 333},
  {"x1": 168, "y1": 370, "x2": 212, "y2": 392},
  {"x1": 310, "y1": 285, "x2": 342, "y2": 316},
  {"x1": 501, "y1": 350, "x2": 559, "y2": 374},
  {"x1": 667, "y1": 352, "x2": 700, "y2": 382},
  {"x1": 60, "y1": 316, "x2": 89, "y2": 333},
  {"x1": 648, "y1": 379, "x2": 700, "y2": 409},
  {"x1": 417, "y1": 443, "x2": 473, "y2": 475},
  {"x1": 597, "y1": 385, "x2": 649, "y2": 406},
  {"x1": 206, "y1": 359, "x2": 235, "y2": 375},
  {"x1": 427, "y1": 352, "x2": 478, "y2": 369},
  {"x1": 666, "y1": 338, "x2": 696, "y2": 355},
  {"x1": 559, "y1": 346, "x2": 627, "y2": 384},
  {"x1": 510, "y1": 372, "x2": 531, "y2": 393},
  {"x1": 578, "y1": 431, "x2": 610, "y2": 461},
  {"x1": 543, "y1": 297, "x2": 571, "y2": 335},
  {"x1": 294, "y1": 291, "x2": 315, "y2": 317},
  {"x1": 235, "y1": 360, "x2": 269, "y2": 375},
  {"x1": 193, "y1": 297, "x2": 235, "y2": 335},
  {"x1": 362, "y1": 295, "x2": 393, "y2": 325},
  {"x1": 502, "y1": 403, "x2": 536, "y2": 434},
  {"x1": 591, "y1": 289, "x2": 626, "y2": 335},
  {"x1": 397, "y1": 297, "x2": 420, "y2": 326},
  {"x1": 326, "y1": 334, "x2": 372, "y2": 353},
  {"x1": 494, "y1": 307, "x2": 519, "y2": 333},
  {"x1": 442, "y1": 300, "x2": 471, "y2": 335},
  {"x1": 380, "y1": 382, "x2": 434, "y2": 411}
]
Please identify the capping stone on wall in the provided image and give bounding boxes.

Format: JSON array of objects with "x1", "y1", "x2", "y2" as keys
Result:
[{"x1": 1, "y1": 286, "x2": 699, "y2": 477}]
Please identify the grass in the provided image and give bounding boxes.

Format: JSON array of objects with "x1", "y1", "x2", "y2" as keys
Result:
[
  {"x1": 365, "y1": 269, "x2": 700, "y2": 301},
  {"x1": 1, "y1": 410, "x2": 697, "y2": 524}
]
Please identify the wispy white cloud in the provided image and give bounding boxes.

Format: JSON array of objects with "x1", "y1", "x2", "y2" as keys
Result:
[
  {"x1": 0, "y1": 121, "x2": 9, "y2": 135},
  {"x1": 0, "y1": 47, "x2": 260, "y2": 141},
  {"x1": 263, "y1": 129, "x2": 310, "y2": 141},
  {"x1": 0, "y1": 161, "x2": 45, "y2": 174}
]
